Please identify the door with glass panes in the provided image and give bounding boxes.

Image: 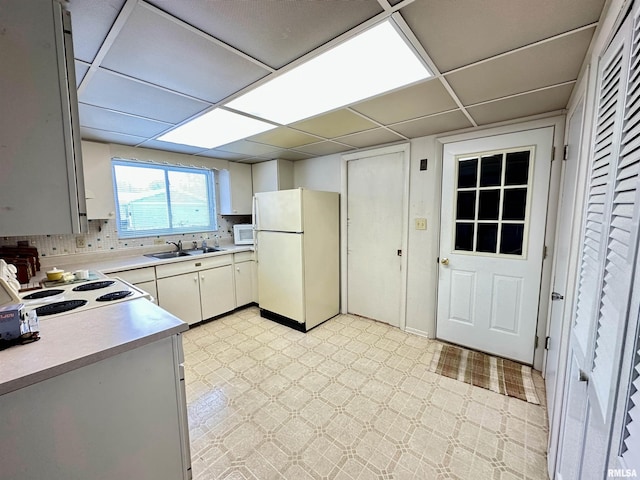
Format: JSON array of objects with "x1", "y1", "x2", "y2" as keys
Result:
[{"x1": 437, "y1": 127, "x2": 553, "y2": 364}]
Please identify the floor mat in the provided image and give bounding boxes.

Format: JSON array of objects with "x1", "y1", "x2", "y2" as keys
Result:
[{"x1": 429, "y1": 342, "x2": 540, "y2": 404}]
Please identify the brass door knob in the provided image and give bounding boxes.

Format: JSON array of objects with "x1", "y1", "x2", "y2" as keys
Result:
[{"x1": 441, "y1": 258, "x2": 449, "y2": 265}]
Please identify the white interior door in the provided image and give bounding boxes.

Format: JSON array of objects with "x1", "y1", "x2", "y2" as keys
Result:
[
  {"x1": 437, "y1": 127, "x2": 553, "y2": 364},
  {"x1": 346, "y1": 151, "x2": 405, "y2": 326},
  {"x1": 545, "y1": 97, "x2": 585, "y2": 477}
]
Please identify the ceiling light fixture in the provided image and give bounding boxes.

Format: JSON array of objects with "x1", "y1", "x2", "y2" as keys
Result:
[
  {"x1": 157, "y1": 108, "x2": 276, "y2": 149},
  {"x1": 226, "y1": 19, "x2": 431, "y2": 125}
]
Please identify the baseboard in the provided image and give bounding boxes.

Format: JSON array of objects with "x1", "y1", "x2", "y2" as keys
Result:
[{"x1": 404, "y1": 326, "x2": 431, "y2": 338}]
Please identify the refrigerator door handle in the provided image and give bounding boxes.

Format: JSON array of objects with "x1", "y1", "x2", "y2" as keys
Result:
[{"x1": 252, "y1": 195, "x2": 258, "y2": 262}]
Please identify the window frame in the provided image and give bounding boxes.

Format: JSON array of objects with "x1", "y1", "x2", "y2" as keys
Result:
[{"x1": 111, "y1": 158, "x2": 217, "y2": 239}]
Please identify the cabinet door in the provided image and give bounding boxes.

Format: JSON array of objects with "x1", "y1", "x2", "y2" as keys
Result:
[
  {"x1": 234, "y1": 261, "x2": 253, "y2": 307},
  {"x1": 200, "y1": 265, "x2": 235, "y2": 319},
  {"x1": 219, "y1": 162, "x2": 253, "y2": 214},
  {"x1": 157, "y1": 273, "x2": 201, "y2": 325},
  {"x1": 82, "y1": 141, "x2": 116, "y2": 219}
]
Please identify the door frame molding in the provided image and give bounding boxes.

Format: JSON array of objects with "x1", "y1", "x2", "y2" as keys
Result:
[
  {"x1": 434, "y1": 116, "x2": 565, "y2": 370},
  {"x1": 341, "y1": 143, "x2": 411, "y2": 330}
]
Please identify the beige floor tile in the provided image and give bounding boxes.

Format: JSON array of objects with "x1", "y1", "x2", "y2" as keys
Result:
[{"x1": 185, "y1": 308, "x2": 549, "y2": 480}]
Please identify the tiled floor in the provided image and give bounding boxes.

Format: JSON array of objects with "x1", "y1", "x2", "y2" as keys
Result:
[{"x1": 183, "y1": 307, "x2": 549, "y2": 480}]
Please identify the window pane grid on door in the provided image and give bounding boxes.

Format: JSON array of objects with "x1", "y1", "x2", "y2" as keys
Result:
[{"x1": 453, "y1": 148, "x2": 532, "y2": 257}]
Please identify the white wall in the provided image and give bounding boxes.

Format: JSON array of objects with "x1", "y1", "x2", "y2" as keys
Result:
[{"x1": 293, "y1": 154, "x2": 341, "y2": 192}]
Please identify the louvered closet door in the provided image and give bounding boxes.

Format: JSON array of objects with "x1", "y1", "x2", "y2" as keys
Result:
[
  {"x1": 556, "y1": 11, "x2": 634, "y2": 479},
  {"x1": 608, "y1": 6, "x2": 640, "y2": 474}
]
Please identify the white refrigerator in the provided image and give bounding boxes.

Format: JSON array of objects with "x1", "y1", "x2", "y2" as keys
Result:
[{"x1": 254, "y1": 188, "x2": 339, "y2": 331}]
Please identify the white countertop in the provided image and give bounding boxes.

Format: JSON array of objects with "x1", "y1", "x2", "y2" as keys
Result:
[
  {"x1": 0, "y1": 298, "x2": 188, "y2": 396},
  {"x1": 36, "y1": 244, "x2": 253, "y2": 280}
]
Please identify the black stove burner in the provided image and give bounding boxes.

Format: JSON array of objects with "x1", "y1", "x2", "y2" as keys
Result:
[
  {"x1": 35, "y1": 300, "x2": 88, "y2": 316},
  {"x1": 23, "y1": 289, "x2": 65, "y2": 300},
  {"x1": 72, "y1": 280, "x2": 115, "y2": 292},
  {"x1": 96, "y1": 290, "x2": 133, "y2": 302}
]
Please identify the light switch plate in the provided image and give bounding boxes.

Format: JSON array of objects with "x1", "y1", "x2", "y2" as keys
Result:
[{"x1": 415, "y1": 218, "x2": 427, "y2": 230}]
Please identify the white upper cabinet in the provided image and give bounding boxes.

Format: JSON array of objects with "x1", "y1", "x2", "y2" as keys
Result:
[
  {"x1": 219, "y1": 162, "x2": 253, "y2": 215},
  {"x1": 82, "y1": 141, "x2": 116, "y2": 219},
  {"x1": 251, "y1": 159, "x2": 293, "y2": 193},
  {"x1": 0, "y1": 1, "x2": 86, "y2": 235}
]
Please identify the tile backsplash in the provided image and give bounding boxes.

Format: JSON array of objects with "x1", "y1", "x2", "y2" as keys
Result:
[{"x1": 0, "y1": 214, "x2": 251, "y2": 258}]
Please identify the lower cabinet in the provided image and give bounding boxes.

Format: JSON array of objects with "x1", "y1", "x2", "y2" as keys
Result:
[
  {"x1": 234, "y1": 261, "x2": 254, "y2": 307},
  {"x1": 157, "y1": 272, "x2": 202, "y2": 325},
  {"x1": 200, "y1": 265, "x2": 235, "y2": 319},
  {"x1": 156, "y1": 254, "x2": 237, "y2": 325}
]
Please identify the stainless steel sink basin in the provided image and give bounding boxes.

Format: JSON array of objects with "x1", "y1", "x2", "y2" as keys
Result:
[
  {"x1": 145, "y1": 251, "x2": 192, "y2": 259},
  {"x1": 185, "y1": 247, "x2": 225, "y2": 255}
]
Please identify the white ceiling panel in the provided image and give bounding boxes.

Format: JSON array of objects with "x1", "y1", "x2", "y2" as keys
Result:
[
  {"x1": 100, "y1": 2, "x2": 270, "y2": 104},
  {"x1": 75, "y1": 61, "x2": 90, "y2": 87},
  {"x1": 293, "y1": 141, "x2": 354, "y2": 156},
  {"x1": 291, "y1": 110, "x2": 378, "y2": 139},
  {"x1": 247, "y1": 128, "x2": 321, "y2": 149},
  {"x1": 79, "y1": 68, "x2": 210, "y2": 124},
  {"x1": 67, "y1": 0, "x2": 126, "y2": 63},
  {"x1": 196, "y1": 149, "x2": 249, "y2": 161},
  {"x1": 390, "y1": 110, "x2": 473, "y2": 138},
  {"x1": 79, "y1": 103, "x2": 172, "y2": 137},
  {"x1": 80, "y1": 126, "x2": 146, "y2": 146},
  {"x1": 137, "y1": 140, "x2": 208, "y2": 155},
  {"x1": 336, "y1": 128, "x2": 406, "y2": 148},
  {"x1": 467, "y1": 83, "x2": 575, "y2": 125},
  {"x1": 146, "y1": 0, "x2": 384, "y2": 69},
  {"x1": 216, "y1": 140, "x2": 279, "y2": 157},
  {"x1": 400, "y1": 0, "x2": 606, "y2": 72},
  {"x1": 351, "y1": 79, "x2": 458, "y2": 124},
  {"x1": 445, "y1": 27, "x2": 595, "y2": 106}
]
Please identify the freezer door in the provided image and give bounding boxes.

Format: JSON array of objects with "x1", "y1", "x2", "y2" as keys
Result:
[
  {"x1": 255, "y1": 189, "x2": 302, "y2": 232},
  {"x1": 257, "y1": 231, "x2": 305, "y2": 323}
]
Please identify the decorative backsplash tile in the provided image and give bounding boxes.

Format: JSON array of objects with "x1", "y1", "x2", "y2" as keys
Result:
[{"x1": 0, "y1": 214, "x2": 251, "y2": 258}]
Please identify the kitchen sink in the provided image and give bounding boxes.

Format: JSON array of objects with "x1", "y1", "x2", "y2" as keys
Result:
[
  {"x1": 145, "y1": 251, "x2": 192, "y2": 259},
  {"x1": 185, "y1": 247, "x2": 225, "y2": 255}
]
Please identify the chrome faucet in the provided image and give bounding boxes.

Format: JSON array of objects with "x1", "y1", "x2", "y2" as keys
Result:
[{"x1": 167, "y1": 240, "x2": 182, "y2": 252}]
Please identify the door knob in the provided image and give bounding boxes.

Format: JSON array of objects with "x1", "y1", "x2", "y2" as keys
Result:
[{"x1": 441, "y1": 258, "x2": 449, "y2": 265}]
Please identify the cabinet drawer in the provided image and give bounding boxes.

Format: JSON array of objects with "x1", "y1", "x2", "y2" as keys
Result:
[
  {"x1": 111, "y1": 266, "x2": 155, "y2": 284},
  {"x1": 156, "y1": 254, "x2": 232, "y2": 278},
  {"x1": 234, "y1": 251, "x2": 253, "y2": 263}
]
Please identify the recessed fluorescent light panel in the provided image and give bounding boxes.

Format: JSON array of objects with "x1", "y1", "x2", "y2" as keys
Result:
[
  {"x1": 157, "y1": 109, "x2": 276, "y2": 149},
  {"x1": 227, "y1": 20, "x2": 431, "y2": 125}
]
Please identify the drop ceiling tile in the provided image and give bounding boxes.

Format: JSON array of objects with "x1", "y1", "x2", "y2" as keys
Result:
[
  {"x1": 80, "y1": 68, "x2": 210, "y2": 124},
  {"x1": 147, "y1": 0, "x2": 383, "y2": 69},
  {"x1": 216, "y1": 140, "x2": 279, "y2": 157},
  {"x1": 294, "y1": 141, "x2": 355, "y2": 156},
  {"x1": 400, "y1": 0, "x2": 606, "y2": 72},
  {"x1": 254, "y1": 149, "x2": 313, "y2": 161},
  {"x1": 67, "y1": 0, "x2": 126, "y2": 63},
  {"x1": 196, "y1": 149, "x2": 249, "y2": 161},
  {"x1": 351, "y1": 79, "x2": 458, "y2": 124},
  {"x1": 136, "y1": 140, "x2": 208, "y2": 155},
  {"x1": 389, "y1": 110, "x2": 473, "y2": 138},
  {"x1": 101, "y1": 2, "x2": 269, "y2": 104},
  {"x1": 79, "y1": 103, "x2": 172, "y2": 138},
  {"x1": 290, "y1": 110, "x2": 378, "y2": 138},
  {"x1": 336, "y1": 128, "x2": 406, "y2": 148},
  {"x1": 75, "y1": 62, "x2": 90, "y2": 87},
  {"x1": 81, "y1": 127, "x2": 146, "y2": 146},
  {"x1": 467, "y1": 83, "x2": 575, "y2": 125},
  {"x1": 247, "y1": 128, "x2": 320, "y2": 149},
  {"x1": 445, "y1": 27, "x2": 594, "y2": 106}
]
